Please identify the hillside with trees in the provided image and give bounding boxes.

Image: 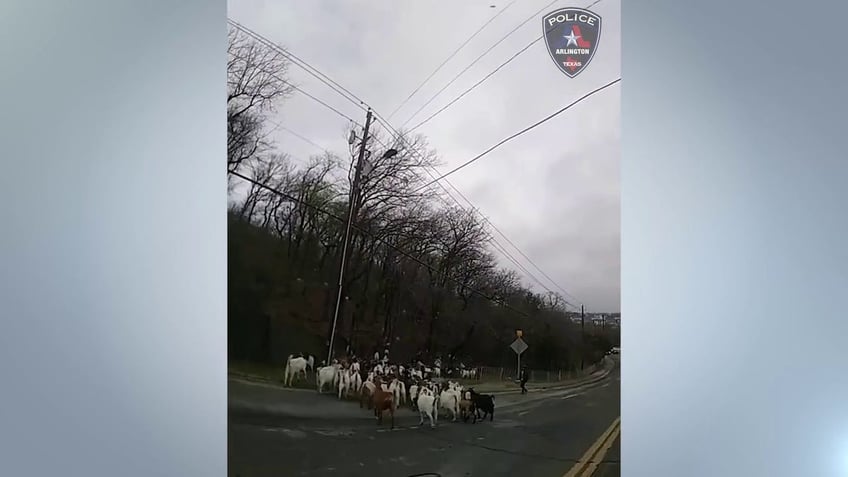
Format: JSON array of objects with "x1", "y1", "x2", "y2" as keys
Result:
[{"x1": 226, "y1": 26, "x2": 618, "y2": 372}]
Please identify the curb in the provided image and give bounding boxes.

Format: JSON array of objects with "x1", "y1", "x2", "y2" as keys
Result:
[
  {"x1": 486, "y1": 362, "x2": 615, "y2": 396},
  {"x1": 488, "y1": 373, "x2": 605, "y2": 396}
]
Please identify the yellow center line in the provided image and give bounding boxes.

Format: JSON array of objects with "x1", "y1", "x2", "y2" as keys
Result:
[
  {"x1": 561, "y1": 416, "x2": 621, "y2": 477},
  {"x1": 580, "y1": 423, "x2": 620, "y2": 476}
]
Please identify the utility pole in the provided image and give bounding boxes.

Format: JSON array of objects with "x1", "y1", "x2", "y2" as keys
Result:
[
  {"x1": 327, "y1": 108, "x2": 373, "y2": 365},
  {"x1": 580, "y1": 304, "x2": 585, "y2": 370}
]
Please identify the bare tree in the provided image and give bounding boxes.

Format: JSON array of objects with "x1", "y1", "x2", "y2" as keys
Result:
[
  {"x1": 238, "y1": 153, "x2": 294, "y2": 220},
  {"x1": 422, "y1": 206, "x2": 489, "y2": 354},
  {"x1": 224, "y1": 85, "x2": 619, "y2": 367},
  {"x1": 541, "y1": 291, "x2": 568, "y2": 312},
  {"x1": 227, "y1": 26, "x2": 295, "y2": 174}
]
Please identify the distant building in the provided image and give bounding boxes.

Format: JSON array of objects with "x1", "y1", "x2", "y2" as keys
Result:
[{"x1": 566, "y1": 311, "x2": 621, "y2": 328}]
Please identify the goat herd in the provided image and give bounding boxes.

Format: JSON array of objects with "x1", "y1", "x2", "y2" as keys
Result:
[{"x1": 283, "y1": 353, "x2": 495, "y2": 430}]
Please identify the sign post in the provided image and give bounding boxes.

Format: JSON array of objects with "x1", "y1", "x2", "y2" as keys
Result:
[{"x1": 510, "y1": 336, "x2": 528, "y2": 379}]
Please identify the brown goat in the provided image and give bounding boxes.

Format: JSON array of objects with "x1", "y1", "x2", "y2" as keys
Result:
[
  {"x1": 459, "y1": 391, "x2": 478, "y2": 423},
  {"x1": 372, "y1": 377, "x2": 395, "y2": 429}
]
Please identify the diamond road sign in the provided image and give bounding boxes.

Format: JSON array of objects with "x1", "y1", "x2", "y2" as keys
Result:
[{"x1": 510, "y1": 337, "x2": 528, "y2": 355}]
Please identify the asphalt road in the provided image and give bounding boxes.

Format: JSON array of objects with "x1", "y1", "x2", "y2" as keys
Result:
[{"x1": 229, "y1": 367, "x2": 620, "y2": 477}]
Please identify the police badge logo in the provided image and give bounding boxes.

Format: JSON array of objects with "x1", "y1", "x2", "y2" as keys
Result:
[{"x1": 543, "y1": 8, "x2": 602, "y2": 78}]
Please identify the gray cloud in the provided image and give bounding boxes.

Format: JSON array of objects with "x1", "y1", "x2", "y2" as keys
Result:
[{"x1": 229, "y1": 0, "x2": 621, "y2": 311}]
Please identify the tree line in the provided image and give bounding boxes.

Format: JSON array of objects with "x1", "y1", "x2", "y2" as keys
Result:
[{"x1": 226, "y1": 26, "x2": 619, "y2": 371}]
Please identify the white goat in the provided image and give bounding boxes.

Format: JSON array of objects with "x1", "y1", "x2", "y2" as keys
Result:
[
  {"x1": 284, "y1": 355, "x2": 308, "y2": 387},
  {"x1": 351, "y1": 370, "x2": 363, "y2": 393},
  {"x1": 338, "y1": 369, "x2": 352, "y2": 399},
  {"x1": 439, "y1": 386, "x2": 461, "y2": 421},
  {"x1": 389, "y1": 379, "x2": 407, "y2": 407},
  {"x1": 416, "y1": 387, "x2": 439, "y2": 428},
  {"x1": 316, "y1": 365, "x2": 338, "y2": 393}
]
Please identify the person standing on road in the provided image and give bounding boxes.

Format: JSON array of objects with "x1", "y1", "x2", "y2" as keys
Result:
[{"x1": 520, "y1": 365, "x2": 529, "y2": 394}]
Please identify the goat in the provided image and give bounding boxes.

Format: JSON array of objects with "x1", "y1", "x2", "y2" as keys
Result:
[
  {"x1": 316, "y1": 365, "x2": 338, "y2": 394},
  {"x1": 459, "y1": 390, "x2": 478, "y2": 423},
  {"x1": 371, "y1": 377, "x2": 395, "y2": 429},
  {"x1": 338, "y1": 369, "x2": 353, "y2": 399},
  {"x1": 284, "y1": 355, "x2": 308, "y2": 387},
  {"x1": 416, "y1": 387, "x2": 439, "y2": 428},
  {"x1": 409, "y1": 383, "x2": 420, "y2": 409},
  {"x1": 352, "y1": 369, "x2": 363, "y2": 394},
  {"x1": 468, "y1": 388, "x2": 495, "y2": 421},
  {"x1": 438, "y1": 386, "x2": 461, "y2": 422},
  {"x1": 389, "y1": 378, "x2": 407, "y2": 407},
  {"x1": 359, "y1": 381, "x2": 376, "y2": 410}
]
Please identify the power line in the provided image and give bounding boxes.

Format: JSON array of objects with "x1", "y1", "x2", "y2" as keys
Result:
[
  {"x1": 423, "y1": 171, "x2": 564, "y2": 302},
  {"x1": 229, "y1": 18, "x2": 587, "y2": 311},
  {"x1": 408, "y1": 34, "x2": 539, "y2": 133},
  {"x1": 386, "y1": 0, "x2": 520, "y2": 120},
  {"x1": 412, "y1": 77, "x2": 621, "y2": 194},
  {"x1": 228, "y1": 19, "x2": 367, "y2": 112},
  {"x1": 272, "y1": 74, "x2": 361, "y2": 125},
  {"x1": 485, "y1": 229, "x2": 567, "y2": 303},
  {"x1": 398, "y1": 0, "x2": 561, "y2": 129},
  {"x1": 422, "y1": 167, "x2": 574, "y2": 305},
  {"x1": 228, "y1": 169, "x2": 533, "y2": 318},
  {"x1": 387, "y1": 75, "x2": 620, "y2": 310},
  {"x1": 277, "y1": 124, "x2": 334, "y2": 154},
  {"x1": 292, "y1": 84, "x2": 360, "y2": 124},
  {"x1": 318, "y1": 116, "x2": 565, "y2": 304},
  {"x1": 486, "y1": 218, "x2": 581, "y2": 304},
  {"x1": 369, "y1": 114, "x2": 580, "y2": 309},
  {"x1": 408, "y1": 0, "x2": 608, "y2": 132},
  {"x1": 239, "y1": 117, "x2": 542, "y2": 303}
]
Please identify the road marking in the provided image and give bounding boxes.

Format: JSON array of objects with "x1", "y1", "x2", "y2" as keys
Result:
[
  {"x1": 518, "y1": 410, "x2": 530, "y2": 416},
  {"x1": 581, "y1": 423, "x2": 620, "y2": 476},
  {"x1": 561, "y1": 416, "x2": 621, "y2": 477},
  {"x1": 262, "y1": 427, "x2": 307, "y2": 439},
  {"x1": 560, "y1": 393, "x2": 581, "y2": 400}
]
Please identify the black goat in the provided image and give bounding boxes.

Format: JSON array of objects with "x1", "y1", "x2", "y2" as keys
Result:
[{"x1": 467, "y1": 388, "x2": 495, "y2": 421}]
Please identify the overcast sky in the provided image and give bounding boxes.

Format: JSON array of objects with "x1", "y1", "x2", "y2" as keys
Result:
[{"x1": 228, "y1": 0, "x2": 621, "y2": 313}]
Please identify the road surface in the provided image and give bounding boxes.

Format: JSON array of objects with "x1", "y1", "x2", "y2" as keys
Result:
[{"x1": 229, "y1": 366, "x2": 620, "y2": 477}]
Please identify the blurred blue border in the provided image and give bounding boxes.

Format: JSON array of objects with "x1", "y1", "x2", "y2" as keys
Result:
[
  {"x1": 622, "y1": 1, "x2": 848, "y2": 476},
  {"x1": 0, "y1": 1, "x2": 227, "y2": 475}
]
